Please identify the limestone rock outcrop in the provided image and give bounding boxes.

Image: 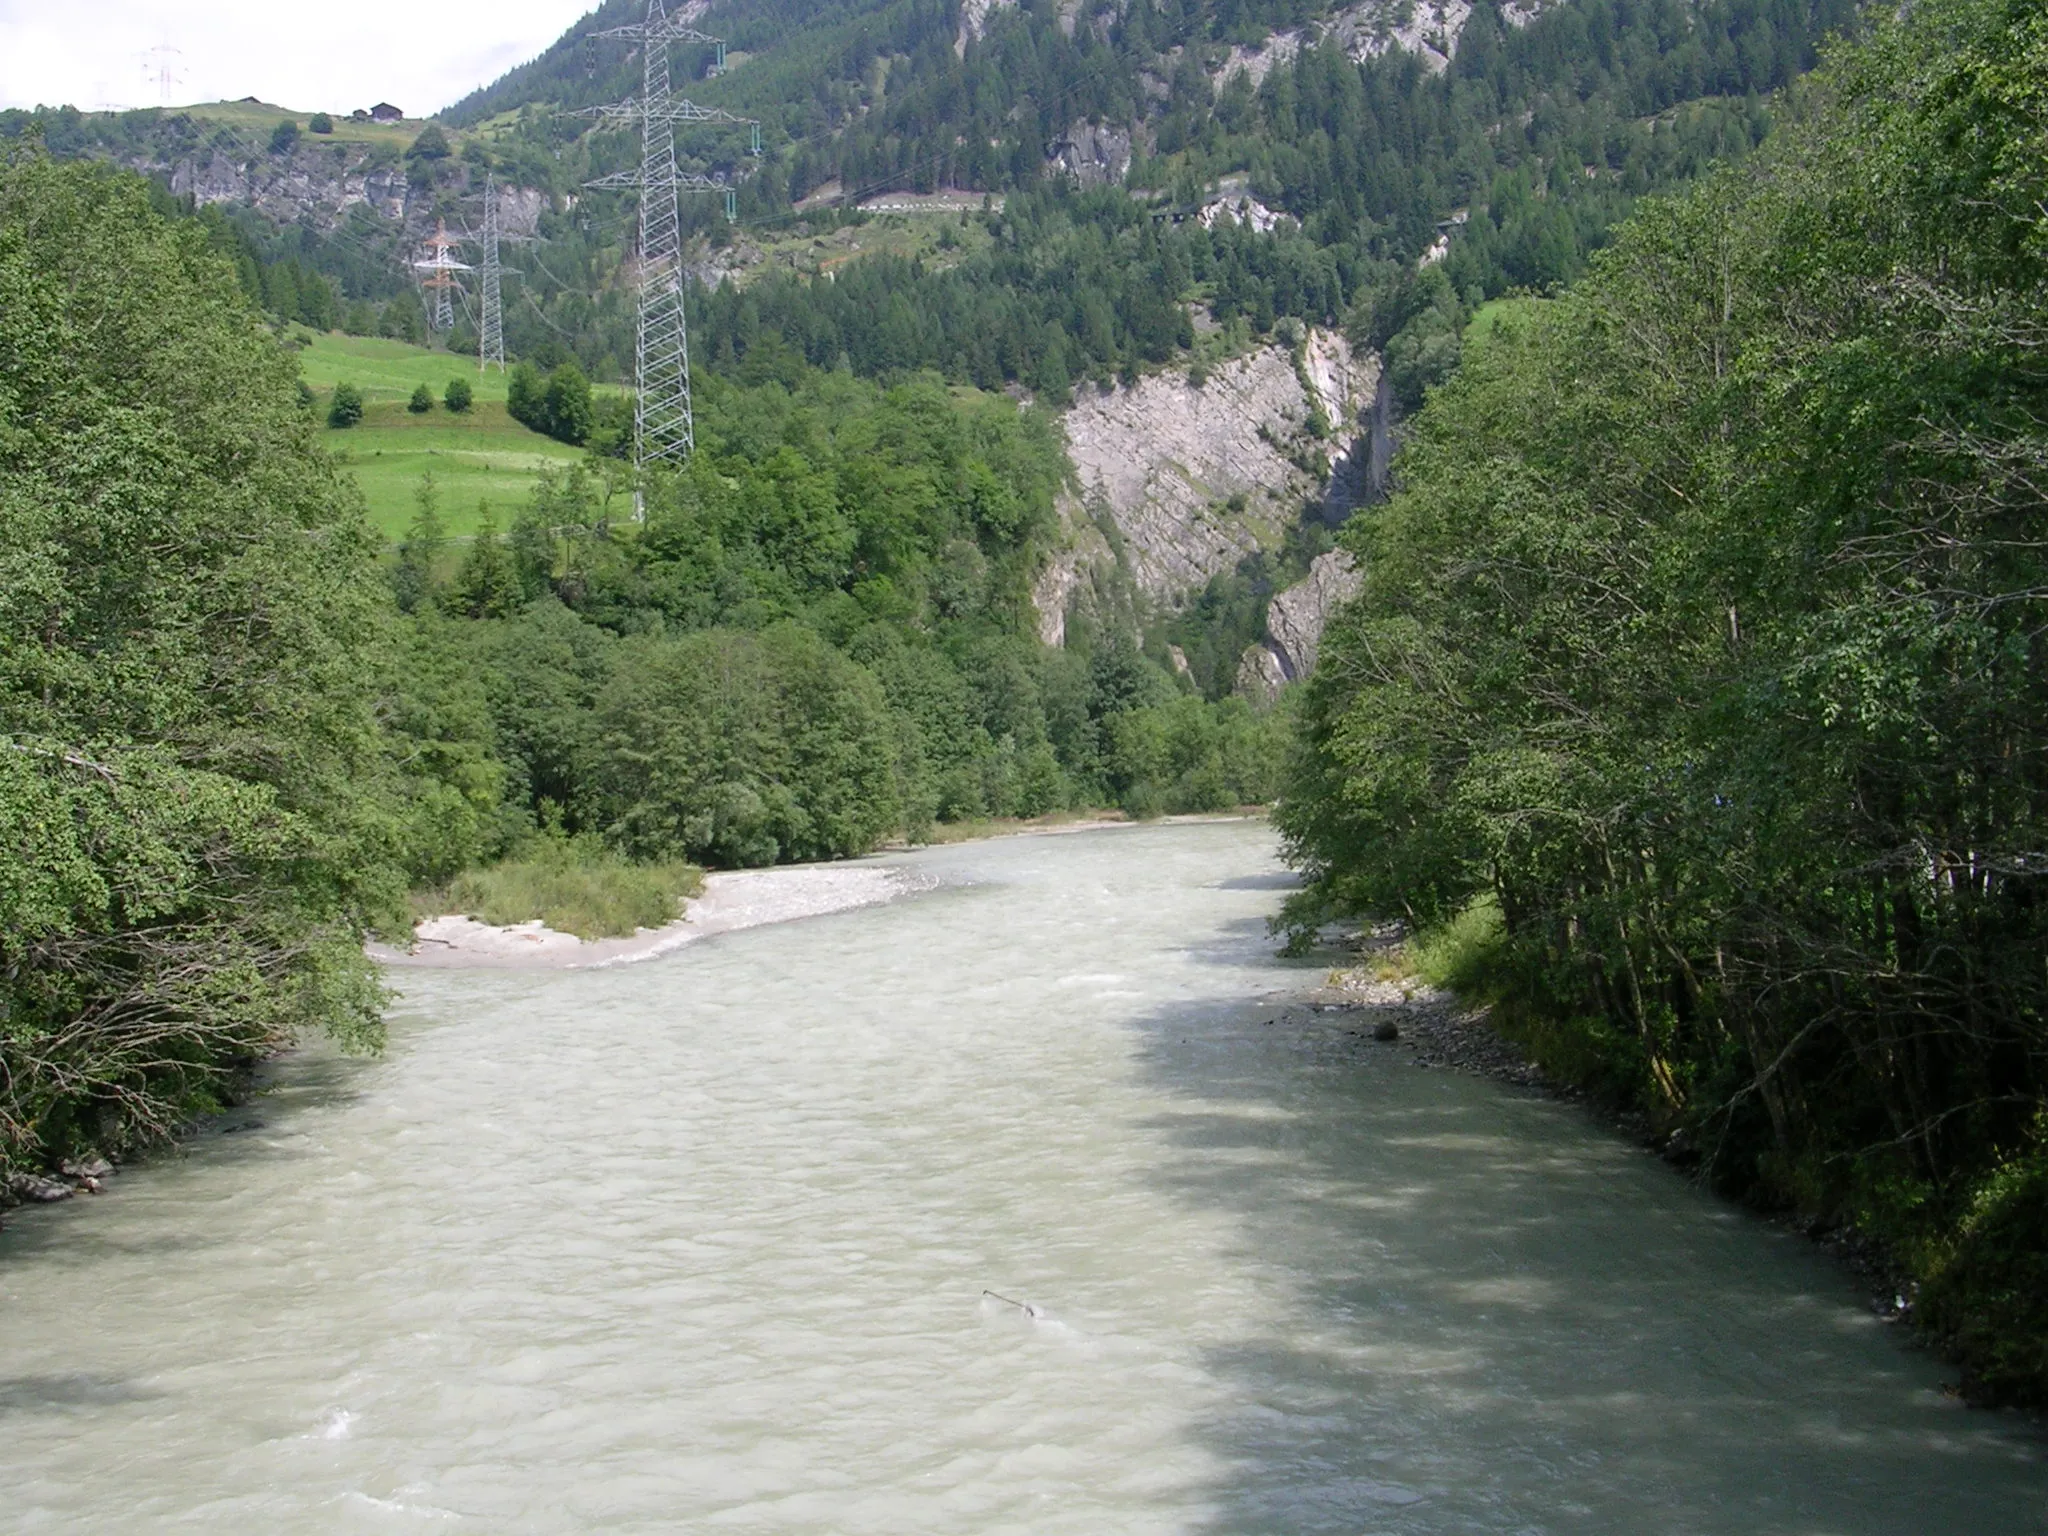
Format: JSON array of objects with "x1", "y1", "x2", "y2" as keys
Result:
[
  {"x1": 1264, "y1": 549, "x2": 1363, "y2": 680},
  {"x1": 1054, "y1": 331, "x2": 1380, "y2": 610},
  {"x1": 138, "y1": 143, "x2": 547, "y2": 244},
  {"x1": 1048, "y1": 122, "x2": 1136, "y2": 186},
  {"x1": 1234, "y1": 550, "x2": 1363, "y2": 704}
]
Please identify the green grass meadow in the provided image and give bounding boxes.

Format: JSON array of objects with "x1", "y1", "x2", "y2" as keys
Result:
[{"x1": 297, "y1": 334, "x2": 583, "y2": 539}]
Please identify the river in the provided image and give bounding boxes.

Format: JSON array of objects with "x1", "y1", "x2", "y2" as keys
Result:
[{"x1": 4, "y1": 821, "x2": 2042, "y2": 1532}]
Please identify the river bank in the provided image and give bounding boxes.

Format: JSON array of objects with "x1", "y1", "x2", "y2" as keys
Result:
[
  {"x1": 374, "y1": 812, "x2": 1264, "y2": 970},
  {"x1": 370, "y1": 863, "x2": 917, "y2": 971},
  {"x1": 1297, "y1": 957, "x2": 1934, "y2": 1346}
]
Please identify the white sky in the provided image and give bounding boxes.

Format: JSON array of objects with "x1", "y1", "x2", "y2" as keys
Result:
[{"x1": 0, "y1": 0, "x2": 602, "y2": 116}]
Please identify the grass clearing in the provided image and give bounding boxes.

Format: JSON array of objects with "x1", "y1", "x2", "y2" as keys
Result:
[
  {"x1": 419, "y1": 840, "x2": 705, "y2": 940},
  {"x1": 1463, "y1": 297, "x2": 1548, "y2": 359},
  {"x1": 325, "y1": 399, "x2": 586, "y2": 538},
  {"x1": 296, "y1": 332, "x2": 514, "y2": 406},
  {"x1": 296, "y1": 332, "x2": 629, "y2": 538},
  {"x1": 170, "y1": 99, "x2": 432, "y2": 152},
  {"x1": 720, "y1": 209, "x2": 996, "y2": 289}
]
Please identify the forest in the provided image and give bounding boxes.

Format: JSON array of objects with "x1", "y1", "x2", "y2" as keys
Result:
[
  {"x1": 1, "y1": 0, "x2": 1845, "y2": 407},
  {"x1": 1280, "y1": 0, "x2": 2048, "y2": 1405},
  {"x1": 0, "y1": 149, "x2": 1280, "y2": 1197}
]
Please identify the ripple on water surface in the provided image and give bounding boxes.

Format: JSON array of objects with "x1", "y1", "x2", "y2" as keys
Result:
[{"x1": 2, "y1": 822, "x2": 2043, "y2": 1534}]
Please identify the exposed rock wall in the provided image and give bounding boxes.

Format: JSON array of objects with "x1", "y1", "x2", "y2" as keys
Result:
[
  {"x1": 957, "y1": 0, "x2": 1020, "y2": 54},
  {"x1": 1238, "y1": 550, "x2": 1364, "y2": 704},
  {"x1": 1052, "y1": 331, "x2": 1380, "y2": 612},
  {"x1": 1030, "y1": 489, "x2": 1117, "y2": 648},
  {"x1": 138, "y1": 144, "x2": 546, "y2": 242},
  {"x1": 1213, "y1": 0, "x2": 1554, "y2": 82},
  {"x1": 1265, "y1": 549, "x2": 1362, "y2": 680},
  {"x1": 1048, "y1": 122, "x2": 1137, "y2": 186}
]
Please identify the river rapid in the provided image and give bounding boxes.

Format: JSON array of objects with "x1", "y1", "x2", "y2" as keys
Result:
[{"x1": 4, "y1": 821, "x2": 2042, "y2": 1533}]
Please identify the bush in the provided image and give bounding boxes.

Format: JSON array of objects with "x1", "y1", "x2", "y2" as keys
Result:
[
  {"x1": 406, "y1": 124, "x2": 451, "y2": 162},
  {"x1": 1408, "y1": 897, "x2": 1510, "y2": 997},
  {"x1": 309, "y1": 113, "x2": 333, "y2": 135},
  {"x1": 430, "y1": 836, "x2": 702, "y2": 940},
  {"x1": 327, "y1": 381, "x2": 363, "y2": 427},
  {"x1": 1924, "y1": 1142, "x2": 2048, "y2": 1408},
  {"x1": 445, "y1": 377, "x2": 473, "y2": 412},
  {"x1": 508, "y1": 359, "x2": 593, "y2": 445},
  {"x1": 268, "y1": 120, "x2": 300, "y2": 155},
  {"x1": 407, "y1": 383, "x2": 433, "y2": 414}
]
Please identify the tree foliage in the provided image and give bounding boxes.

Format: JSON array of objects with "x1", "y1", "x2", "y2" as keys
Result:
[
  {"x1": 0, "y1": 153, "x2": 401, "y2": 1172},
  {"x1": 1279, "y1": 0, "x2": 2048, "y2": 1404}
]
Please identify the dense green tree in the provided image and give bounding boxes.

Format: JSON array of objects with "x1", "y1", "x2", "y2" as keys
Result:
[
  {"x1": 327, "y1": 380, "x2": 363, "y2": 427},
  {"x1": 1280, "y1": 0, "x2": 2048, "y2": 1405},
  {"x1": 445, "y1": 376, "x2": 473, "y2": 412},
  {"x1": 541, "y1": 362, "x2": 594, "y2": 445},
  {"x1": 450, "y1": 507, "x2": 520, "y2": 619},
  {"x1": 390, "y1": 474, "x2": 446, "y2": 615},
  {"x1": 0, "y1": 152, "x2": 400, "y2": 1173},
  {"x1": 408, "y1": 382, "x2": 434, "y2": 414},
  {"x1": 406, "y1": 124, "x2": 451, "y2": 162}
]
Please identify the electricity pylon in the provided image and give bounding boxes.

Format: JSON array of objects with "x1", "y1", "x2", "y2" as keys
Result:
[
  {"x1": 584, "y1": 1, "x2": 758, "y2": 476},
  {"x1": 412, "y1": 220, "x2": 471, "y2": 334},
  {"x1": 478, "y1": 179, "x2": 505, "y2": 372},
  {"x1": 141, "y1": 45, "x2": 184, "y2": 107}
]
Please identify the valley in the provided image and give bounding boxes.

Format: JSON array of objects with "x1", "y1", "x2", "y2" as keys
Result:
[{"x1": 7, "y1": 0, "x2": 2048, "y2": 1469}]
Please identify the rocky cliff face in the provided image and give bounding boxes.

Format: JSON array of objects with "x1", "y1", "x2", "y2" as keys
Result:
[
  {"x1": 1046, "y1": 328, "x2": 1379, "y2": 608},
  {"x1": 137, "y1": 143, "x2": 546, "y2": 242},
  {"x1": 1034, "y1": 329, "x2": 1385, "y2": 694},
  {"x1": 1048, "y1": 122, "x2": 1137, "y2": 187},
  {"x1": 1237, "y1": 549, "x2": 1363, "y2": 704}
]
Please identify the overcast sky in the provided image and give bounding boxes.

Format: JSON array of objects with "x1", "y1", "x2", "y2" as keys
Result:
[{"x1": 0, "y1": 0, "x2": 600, "y2": 116}]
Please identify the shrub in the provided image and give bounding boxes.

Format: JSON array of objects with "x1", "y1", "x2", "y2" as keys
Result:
[
  {"x1": 406, "y1": 125, "x2": 451, "y2": 162},
  {"x1": 430, "y1": 836, "x2": 703, "y2": 940},
  {"x1": 308, "y1": 113, "x2": 333, "y2": 135},
  {"x1": 407, "y1": 383, "x2": 433, "y2": 414},
  {"x1": 327, "y1": 381, "x2": 363, "y2": 427},
  {"x1": 444, "y1": 377, "x2": 473, "y2": 412},
  {"x1": 268, "y1": 120, "x2": 300, "y2": 155},
  {"x1": 1408, "y1": 897, "x2": 1510, "y2": 997},
  {"x1": 1923, "y1": 1141, "x2": 2048, "y2": 1408}
]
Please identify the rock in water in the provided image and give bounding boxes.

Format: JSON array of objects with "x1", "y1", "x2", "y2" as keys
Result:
[
  {"x1": 6, "y1": 1173, "x2": 74, "y2": 1203},
  {"x1": 1373, "y1": 1019, "x2": 1401, "y2": 1042}
]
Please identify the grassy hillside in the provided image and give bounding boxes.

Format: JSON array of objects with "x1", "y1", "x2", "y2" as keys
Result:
[
  {"x1": 296, "y1": 333, "x2": 582, "y2": 538},
  {"x1": 170, "y1": 99, "x2": 430, "y2": 151}
]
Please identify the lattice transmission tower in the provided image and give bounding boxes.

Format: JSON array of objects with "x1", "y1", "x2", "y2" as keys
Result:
[
  {"x1": 585, "y1": 1, "x2": 759, "y2": 476},
  {"x1": 413, "y1": 220, "x2": 471, "y2": 334},
  {"x1": 478, "y1": 178, "x2": 506, "y2": 372}
]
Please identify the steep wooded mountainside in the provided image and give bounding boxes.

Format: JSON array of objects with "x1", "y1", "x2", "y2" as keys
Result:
[{"x1": 5, "y1": 0, "x2": 1862, "y2": 694}]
